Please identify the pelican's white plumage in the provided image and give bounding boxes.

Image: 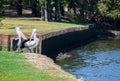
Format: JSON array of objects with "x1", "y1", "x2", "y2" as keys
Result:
[
  {"x1": 15, "y1": 27, "x2": 39, "y2": 52},
  {"x1": 24, "y1": 28, "x2": 39, "y2": 49}
]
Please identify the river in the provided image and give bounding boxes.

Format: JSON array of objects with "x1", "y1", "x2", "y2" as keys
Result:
[{"x1": 56, "y1": 40, "x2": 120, "y2": 81}]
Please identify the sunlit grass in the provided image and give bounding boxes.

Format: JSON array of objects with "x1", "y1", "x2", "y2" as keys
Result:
[
  {"x1": 0, "y1": 18, "x2": 86, "y2": 35},
  {"x1": 0, "y1": 51, "x2": 76, "y2": 81}
]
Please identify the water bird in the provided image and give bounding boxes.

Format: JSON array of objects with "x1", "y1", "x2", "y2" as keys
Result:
[{"x1": 15, "y1": 27, "x2": 39, "y2": 52}]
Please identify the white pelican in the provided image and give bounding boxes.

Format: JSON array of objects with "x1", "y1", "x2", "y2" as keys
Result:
[{"x1": 15, "y1": 27, "x2": 39, "y2": 52}]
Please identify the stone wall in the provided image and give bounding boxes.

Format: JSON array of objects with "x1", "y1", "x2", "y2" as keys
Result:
[{"x1": 41, "y1": 25, "x2": 97, "y2": 57}]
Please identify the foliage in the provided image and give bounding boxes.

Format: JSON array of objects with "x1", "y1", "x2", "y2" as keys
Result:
[
  {"x1": 1, "y1": 0, "x2": 120, "y2": 27},
  {"x1": 0, "y1": 0, "x2": 4, "y2": 27},
  {"x1": 0, "y1": 0, "x2": 12, "y2": 17},
  {"x1": 97, "y1": 0, "x2": 120, "y2": 27},
  {"x1": 0, "y1": 19, "x2": 2, "y2": 28},
  {"x1": 0, "y1": 0, "x2": 3, "y2": 17},
  {"x1": 98, "y1": 0, "x2": 120, "y2": 19}
]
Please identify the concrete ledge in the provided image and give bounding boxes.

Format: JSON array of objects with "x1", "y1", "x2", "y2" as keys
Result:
[{"x1": 41, "y1": 25, "x2": 97, "y2": 57}]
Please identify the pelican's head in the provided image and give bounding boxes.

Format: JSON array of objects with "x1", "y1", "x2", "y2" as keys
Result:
[
  {"x1": 32, "y1": 28, "x2": 37, "y2": 33},
  {"x1": 32, "y1": 28, "x2": 37, "y2": 36},
  {"x1": 15, "y1": 27, "x2": 20, "y2": 34},
  {"x1": 15, "y1": 27, "x2": 27, "y2": 39}
]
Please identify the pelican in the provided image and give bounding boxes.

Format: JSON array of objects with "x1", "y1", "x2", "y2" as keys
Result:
[{"x1": 15, "y1": 27, "x2": 39, "y2": 52}]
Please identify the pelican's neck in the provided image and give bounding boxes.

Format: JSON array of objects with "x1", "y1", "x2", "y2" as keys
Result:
[
  {"x1": 17, "y1": 33, "x2": 22, "y2": 48},
  {"x1": 29, "y1": 28, "x2": 38, "y2": 42},
  {"x1": 33, "y1": 33, "x2": 37, "y2": 39},
  {"x1": 30, "y1": 33, "x2": 37, "y2": 40}
]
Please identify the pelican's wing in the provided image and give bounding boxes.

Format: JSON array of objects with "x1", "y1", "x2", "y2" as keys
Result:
[{"x1": 29, "y1": 38, "x2": 39, "y2": 49}]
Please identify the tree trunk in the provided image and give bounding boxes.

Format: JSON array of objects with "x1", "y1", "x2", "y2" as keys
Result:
[
  {"x1": 41, "y1": 2, "x2": 48, "y2": 21},
  {"x1": 73, "y1": 7, "x2": 77, "y2": 15},
  {"x1": 55, "y1": 0, "x2": 61, "y2": 22},
  {"x1": 47, "y1": 0, "x2": 52, "y2": 21},
  {"x1": 16, "y1": 0, "x2": 22, "y2": 16},
  {"x1": 44, "y1": 2, "x2": 48, "y2": 21},
  {"x1": 79, "y1": 5, "x2": 85, "y2": 22},
  {"x1": 32, "y1": 0, "x2": 40, "y2": 17},
  {"x1": 60, "y1": 3, "x2": 64, "y2": 16},
  {"x1": 41, "y1": 7, "x2": 44, "y2": 20},
  {"x1": 32, "y1": 3, "x2": 37, "y2": 16}
]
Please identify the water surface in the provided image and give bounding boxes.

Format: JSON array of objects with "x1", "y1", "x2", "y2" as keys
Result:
[{"x1": 56, "y1": 40, "x2": 120, "y2": 81}]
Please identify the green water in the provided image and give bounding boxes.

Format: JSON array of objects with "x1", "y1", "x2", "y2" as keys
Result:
[{"x1": 56, "y1": 40, "x2": 120, "y2": 81}]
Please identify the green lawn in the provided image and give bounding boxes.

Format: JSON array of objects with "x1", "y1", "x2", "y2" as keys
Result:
[
  {"x1": 0, "y1": 18, "x2": 86, "y2": 35},
  {"x1": 0, "y1": 51, "x2": 76, "y2": 81}
]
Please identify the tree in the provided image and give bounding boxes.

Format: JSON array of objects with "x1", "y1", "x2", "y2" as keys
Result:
[
  {"x1": 98, "y1": 0, "x2": 120, "y2": 27},
  {"x1": 54, "y1": 0, "x2": 61, "y2": 21},
  {"x1": 0, "y1": 0, "x2": 3, "y2": 17},
  {"x1": 0, "y1": 0, "x2": 5, "y2": 27},
  {"x1": 15, "y1": 0, "x2": 23, "y2": 15},
  {"x1": 47, "y1": 0, "x2": 52, "y2": 21},
  {"x1": 31, "y1": 0, "x2": 40, "y2": 17},
  {"x1": 98, "y1": 0, "x2": 120, "y2": 19},
  {"x1": 39, "y1": 0, "x2": 47, "y2": 21},
  {"x1": 0, "y1": 0, "x2": 6, "y2": 17}
]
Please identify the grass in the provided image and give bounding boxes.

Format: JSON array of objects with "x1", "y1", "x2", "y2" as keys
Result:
[
  {"x1": 0, "y1": 51, "x2": 76, "y2": 81},
  {"x1": 0, "y1": 18, "x2": 86, "y2": 35}
]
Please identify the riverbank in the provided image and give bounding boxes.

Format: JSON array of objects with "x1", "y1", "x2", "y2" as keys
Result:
[
  {"x1": 26, "y1": 53, "x2": 84, "y2": 81},
  {"x1": 25, "y1": 53, "x2": 77, "y2": 80},
  {"x1": 0, "y1": 51, "x2": 83, "y2": 81},
  {"x1": 97, "y1": 29, "x2": 120, "y2": 40}
]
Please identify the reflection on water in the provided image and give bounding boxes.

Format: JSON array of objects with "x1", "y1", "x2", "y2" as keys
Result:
[{"x1": 56, "y1": 40, "x2": 120, "y2": 81}]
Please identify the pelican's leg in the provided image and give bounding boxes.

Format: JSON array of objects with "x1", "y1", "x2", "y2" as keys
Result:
[
  {"x1": 16, "y1": 44, "x2": 21, "y2": 52},
  {"x1": 29, "y1": 49, "x2": 32, "y2": 53},
  {"x1": 16, "y1": 48, "x2": 24, "y2": 53},
  {"x1": 21, "y1": 48, "x2": 27, "y2": 53},
  {"x1": 16, "y1": 48, "x2": 20, "y2": 53},
  {"x1": 21, "y1": 49, "x2": 24, "y2": 53}
]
